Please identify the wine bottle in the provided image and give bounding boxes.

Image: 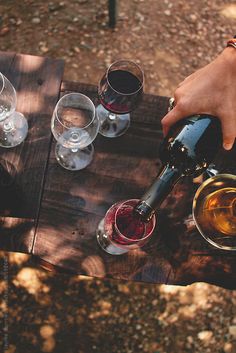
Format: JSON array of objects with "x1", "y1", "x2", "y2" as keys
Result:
[{"x1": 134, "y1": 114, "x2": 222, "y2": 222}]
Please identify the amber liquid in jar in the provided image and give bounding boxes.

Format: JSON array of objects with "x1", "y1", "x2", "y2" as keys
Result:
[{"x1": 201, "y1": 187, "x2": 236, "y2": 236}]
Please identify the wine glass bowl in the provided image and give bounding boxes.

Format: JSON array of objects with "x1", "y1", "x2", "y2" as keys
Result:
[
  {"x1": 193, "y1": 174, "x2": 236, "y2": 251},
  {"x1": 0, "y1": 72, "x2": 16, "y2": 120},
  {"x1": 97, "y1": 60, "x2": 144, "y2": 138},
  {"x1": 96, "y1": 199, "x2": 156, "y2": 255},
  {"x1": 0, "y1": 72, "x2": 28, "y2": 148},
  {"x1": 51, "y1": 93, "x2": 99, "y2": 171}
]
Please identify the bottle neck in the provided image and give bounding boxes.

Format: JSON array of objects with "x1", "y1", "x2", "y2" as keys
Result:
[{"x1": 134, "y1": 164, "x2": 182, "y2": 222}]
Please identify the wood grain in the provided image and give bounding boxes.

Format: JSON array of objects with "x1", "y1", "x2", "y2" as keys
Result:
[
  {"x1": 0, "y1": 51, "x2": 64, "y2": 252},
  {"x1": 34, "y1": 81, "x2": 236, "y2": 288},
  {"x1": 1, "y1": 53, "x2": 235, "y2": 288}
]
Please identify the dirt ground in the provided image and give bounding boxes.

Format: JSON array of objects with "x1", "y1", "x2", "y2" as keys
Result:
[{"x1": 1, "y1": 0, "x2": 236, "y2": 353}]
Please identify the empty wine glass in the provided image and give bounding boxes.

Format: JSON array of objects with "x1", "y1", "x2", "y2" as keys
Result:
[
  {"x1": 51, "y1": 93, "x2": 99, "y2": 171},
  {"x1": 193, "y1": 173, "x2": 236, "y2": 251},
  {"x1": 0, "y1": 72, "x2": 28, "y2": 148},
  {"x1": 96, "y1": 60, "x2": 144, "y2": 138},
  {"x1": 96, "y1": 199, "x2": 156, "y2": 255}
]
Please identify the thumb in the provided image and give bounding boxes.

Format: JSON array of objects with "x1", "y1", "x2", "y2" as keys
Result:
[
  {"x1": 221, "y1": 116, "x2": 236, "y2": 150},
  {"x1": 161, "y1": 106, "x2": 185, "y2": 136}
]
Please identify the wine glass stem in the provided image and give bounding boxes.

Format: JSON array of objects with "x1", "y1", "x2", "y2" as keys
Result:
[
  {"x1": 71, "y1": 148, "x2": 79, "y2": 153},
  {"x1": 108, "y1": 113, "x2": 117, "y2": 121},
  {"x1": 3, "y1": 120, "x2": 14, "y2": 132}
]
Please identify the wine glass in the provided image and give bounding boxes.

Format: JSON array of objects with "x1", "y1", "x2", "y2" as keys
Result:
[
  {"x1": 96, "y1": 60, "x2": 144, "y2": 138},
  {"x1": 193, "y1": 174, "x2": 236, "y2": 251},
  {"x1": 0, "y1": 72, "x2": 28, "y2": 148},
  {"x1": 96, "y1": 199, "x2": 156, "y2": 255},
  {"x1": 51, "y1": 93, "x2": 99, "y2": 171}
]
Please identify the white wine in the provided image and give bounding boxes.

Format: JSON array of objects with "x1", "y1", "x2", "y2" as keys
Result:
[
  {"x1": 193, "y1": 174, "x2": 236, "y2": 250},
  {"x1": 202, "y1": 187, "x2": 236, "y2": 236}
]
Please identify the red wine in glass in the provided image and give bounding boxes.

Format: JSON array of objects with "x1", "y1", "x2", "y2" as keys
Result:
[
  {"x1": 99, "y1": 69, "x2": 143, "y2": 114},
  {"x1": 96, "y1": 60, "x2": 144, "y2": 138},
  {"x1": 96, "y1": 199, "x2": 156, "y2": 255}
]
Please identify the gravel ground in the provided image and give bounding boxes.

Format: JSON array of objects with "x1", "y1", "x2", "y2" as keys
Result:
[{"x1": 1, "y1": 1, "x2": 236, "y2": 353}]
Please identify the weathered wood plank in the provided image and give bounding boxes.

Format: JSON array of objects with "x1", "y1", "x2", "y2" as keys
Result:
[
  {"x1": 34, "y1": 81, "x2": 236, "y2": 287},
  {"x1": 0, "y1": 51, "x2": 64, "y2": 252}
]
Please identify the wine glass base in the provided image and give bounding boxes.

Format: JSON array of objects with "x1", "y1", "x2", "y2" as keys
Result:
[
  {"x1": 96, "y1": 219, "x2": 128, "y2": 255},
  {"x1": 96, "y1": 105, "x2": 130, "y2": 138},
  {"x1": 0, "y1": 112, "x2": 28, "y2": 148},
  {"x1": 55, "y1": 143, "x2": 94, "y2": 171}
]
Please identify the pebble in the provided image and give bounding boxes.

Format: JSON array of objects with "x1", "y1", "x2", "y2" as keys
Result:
[
  {"x1": 40, "y1": 325, "x2": 55, "y2": 338},
  {"x1": 32, "y1": 17, "x2": 41, "y2": 24},
  {"x1": 67, "y1": 25, "x2": 74, "y2": 32},
  {"x1": 229, "y1": 325, "x2": 236, "y2": 338},
  {"x1": 197, "y1": 330, "x2": 213, "y2": 342},
  {"x1": 187, "y1": 336, "x2": 193, "y2": 344},
  {"x1": 189, "y1": 14, "x2": 198, "y2": 22},
  {"x1": 152, "y1": 299, "x2": 158, "y2": 306},
  {"x1": 73, "y1": 46, "x2": 80, "y2": 53},
  {"x1": 224, "y1": 343, "x2": 233, "y2": 353},
  {"x1": 16, "y1": 19, "x2": 23, "y2": 25},
  {"x1": 0, "y1": 27, "x2": 10, "y2": 36},
  {"x1": 164, "y1": 10, "x2": 171, "y2": 16}
]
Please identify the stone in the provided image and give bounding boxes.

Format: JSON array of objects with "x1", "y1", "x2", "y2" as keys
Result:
[
  {"x1": 197, "y1": 330, "x2": 213, "y2": 342},
  {"x1": 164, "y1": 10, "x2": 171, "y2": 16},
  {"x1": 32, "y1": 17, "x2": 41, "y2": 24},
  {"x1": 0, "y1": 27, "x2": 10, "y2": 36},
  {"x1": 224, "y1": 342, "x2": 233, "y2": 353},
  {"x1": 229, "y1": 325, "x2": 236, "y2": 338}
]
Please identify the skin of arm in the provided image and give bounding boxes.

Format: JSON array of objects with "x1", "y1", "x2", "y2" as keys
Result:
[{"x1": 161, "y1": 47, "x2": 236, "y2": 150}]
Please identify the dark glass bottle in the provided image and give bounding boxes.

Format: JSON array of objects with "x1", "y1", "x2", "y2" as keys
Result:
[{"x1": 134, "y1": 114, "x2": 222, "y2": 222}]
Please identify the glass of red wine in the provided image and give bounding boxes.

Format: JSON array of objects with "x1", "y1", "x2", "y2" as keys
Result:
[
  {"x1": 96, "y1": 60, "x2": 144, "y2": 138},
  {"x1": 96, "y1": 199, "x2": 156, "y2": 255}
]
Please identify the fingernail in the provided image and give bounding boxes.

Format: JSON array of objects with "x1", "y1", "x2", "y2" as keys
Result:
[{"x1": 223, "y1": 143, "x2": 232, "y2": 150}]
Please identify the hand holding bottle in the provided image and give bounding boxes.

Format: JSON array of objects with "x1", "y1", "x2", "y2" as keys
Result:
[
  {"x1": 134, "y1": 115, "x2": 222, "y2": 222},
  {"x1": 161, "y1": 47, "x2": 236, "y2": 150}
]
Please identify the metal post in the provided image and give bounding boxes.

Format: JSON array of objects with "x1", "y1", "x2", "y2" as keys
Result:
[{"x1": 108, "y1": 0, "x2": 117, "y2": 28}]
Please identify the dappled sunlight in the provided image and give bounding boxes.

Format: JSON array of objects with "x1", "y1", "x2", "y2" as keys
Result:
[
  {"x1": 178, "y1": 304, "x2": 198, "y2": 319},
  {"x1": 81, "y1": 255, "x2": 106, "y2": 277},
  {"x1": 13, "y1": 267, "x2": 50, "y2": 295},
  {"x1": 16, "y1": 90, "x2": 46, "y2": 115},
  {"x1": 77, "y1": 274, "x2": 94, "y2": 281},
  {"x1": 8, "y1": 252, "x2": 30, "y2": 266},
  {"x1": 159, "y1": 282, "x2": 220, "y2": 311},
  {"x1": 0, "y1": 151, "x2": 24, "y2": 174},
  {"x1": 16, "y1": 55, "x2": 45, "y2": 73},
  {"x1": 89, "y1": 299, "x2": 112, "y2": 319},
  {"x1": 220, "y1": 4, "x2": 236, "y2": 19},
  {"x1": 159, "y1": 284, "x2": 183, "y2": 295}
]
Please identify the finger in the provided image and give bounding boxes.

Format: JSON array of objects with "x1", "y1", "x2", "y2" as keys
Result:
[
  {"x1": 221, "y1": 118, "x2": 236, "y2": 150},
  {"x1": 161, "y1": 106, "x2": 185, "y2": 136}
]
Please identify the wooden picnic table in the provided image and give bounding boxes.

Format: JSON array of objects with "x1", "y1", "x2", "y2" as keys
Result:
[{"x1": 0, "y1": 51, "x2": 236, "y2": 289}]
